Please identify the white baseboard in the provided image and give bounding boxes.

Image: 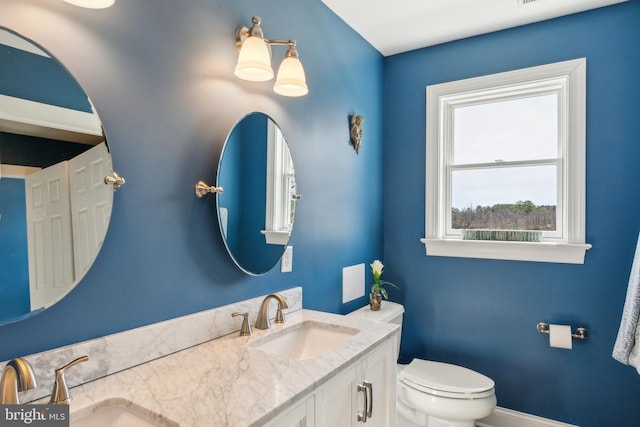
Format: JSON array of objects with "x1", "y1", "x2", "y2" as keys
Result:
[{"x1": 477, "y1": 407, "x2": 578, "y2": 427}]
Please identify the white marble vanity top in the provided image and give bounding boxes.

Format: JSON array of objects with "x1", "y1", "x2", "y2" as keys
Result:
[{"x1": 59, "y1": 308, "x2": 398, "y2": 426}]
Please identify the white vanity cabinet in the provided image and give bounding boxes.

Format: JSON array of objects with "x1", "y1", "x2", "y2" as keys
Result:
[
  {"x1": 318, "y1": 362, "x2": 359, "y2": 425},
  {"x1": 266, "y1": 334, "x2": 397, "y2": 427},
  {"x1": 317, "y1": 335, "x2": 397, "y2": 427},
  {"x1": 265, "y1": 395, "x2": 315, "y2": 427},
  {"x1": 359, "y1": 337, "x2": 397, "y2": 427},
  {"x1": 32, "y1": 302, "x2": 399, "y2": 427}
]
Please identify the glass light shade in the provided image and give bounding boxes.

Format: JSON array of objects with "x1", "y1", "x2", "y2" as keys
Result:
[
  {"x1": 273, "y1": 56, "x2": 308, "y2": 97},
  {"x1": 63, "y1": 0, "x2": 115, "y2": 8},
  {"x1": 234, "y1": 36, "x2": 274, "y2": 82}
]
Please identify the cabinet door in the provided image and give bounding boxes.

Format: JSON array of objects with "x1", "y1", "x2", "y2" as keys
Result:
[
  {"x1": 266, "y1": 395, "x2": 315, "y2": 427},
  {"x1": 361, "y1": 338, "x2": 397, "y2": 427},
  {"x1": 318, "y1": 363, "x2": 359, "y2": 426},
  {"x1": 316, "y1": 335, "x2": 398, "y2": 427}
]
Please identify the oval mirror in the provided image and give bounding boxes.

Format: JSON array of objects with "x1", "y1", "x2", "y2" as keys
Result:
[
  {"x1": 216, "y1": 112, "x2": 298, "y2": 275},
  {"x1": 0, "y1": 28, "x2": 117, "y2": 325}
]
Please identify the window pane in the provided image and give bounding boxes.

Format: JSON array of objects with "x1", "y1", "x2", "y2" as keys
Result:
[
  {"x1": 453, "y1": 94, "x2": 558, "y2": 164},
  {"x1": 451, "y1": 165, "x2": 557, "y2": 231}
]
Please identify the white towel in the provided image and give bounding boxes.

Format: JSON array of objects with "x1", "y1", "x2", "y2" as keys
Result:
[{"x1": 613, "y1": 232, "x2": 640, "y2": 373}]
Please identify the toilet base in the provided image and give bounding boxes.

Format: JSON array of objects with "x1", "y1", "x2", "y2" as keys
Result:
[
  {"x1": 397, "y1": 411, "x2": 476, "y2": 427},
  {"x1": 397, "y1": 395, "x2": 425, "y2": 427},
  {"x1": 398, "y1": 393, "x2": 477, "y2": 427},
  {"x1": 397, "y1": 380, "x2": 495, "y2": 427},
  {"x1": 427, "y1": 417, "x2": 475, "y2": 427}
]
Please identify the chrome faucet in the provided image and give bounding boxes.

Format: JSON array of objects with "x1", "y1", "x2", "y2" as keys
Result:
[
  {"x1": 0, "y1": 358, "x2": 37, "y2": 404},
  {"x1": 254, "y1": 293, "x2": 289, "y2": 330}
]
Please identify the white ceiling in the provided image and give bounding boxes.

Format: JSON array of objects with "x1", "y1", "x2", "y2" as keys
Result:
[
  {"x1": 321, "y1": 0, "x2": 629, "y2": 56},
  {"x1": 0, "y1": 29, "x2": 49, "y2": 57}
]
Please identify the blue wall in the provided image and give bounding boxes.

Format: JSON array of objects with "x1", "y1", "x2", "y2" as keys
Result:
[
  {"x1": 235, "y1": 113, "x2": 268, "y2": 271},
  {"x1": 0, "y1": 178, "x2": 30, "y2": 320},
  {"x1": 0, "y1": 41, "x2": 92, "y2": 112},
  {"x1": 383, "y1": 1, "x2": 640, "y2": 426},
  {"x1": 0, "y1": 0, "x2": 383, "y2": 357},
  {"x1": 3, "y1": 0, "x2": 637, "y2": 425}
]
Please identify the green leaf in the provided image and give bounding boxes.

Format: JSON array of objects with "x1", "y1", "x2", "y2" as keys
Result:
[{"x1": 381, "y1": 280, "x2": 399, "y2": 289}]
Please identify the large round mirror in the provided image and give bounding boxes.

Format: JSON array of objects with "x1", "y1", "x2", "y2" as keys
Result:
[
  {"x1": 0, "y1": 28, "x2": 117, "y2": 325},
  {"x1": 216, "y1": 112, "x2": 298, "y2": 275}
]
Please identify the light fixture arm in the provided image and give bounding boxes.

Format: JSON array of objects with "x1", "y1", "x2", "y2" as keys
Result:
[
  {"x1": 235, "y1": 16, "x2": 297, "y2": 53},
  {"x1": 266, "y1": 39, "x2": 296, "y2": 48}
]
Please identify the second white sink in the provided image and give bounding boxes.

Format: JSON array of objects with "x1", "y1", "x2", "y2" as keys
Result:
[
  {"x1": 250, "y1": 320, "x2": 359, "y2": 360},
  {"x1": 71, "y1": 398, "x2": 178, "y2": 427}
]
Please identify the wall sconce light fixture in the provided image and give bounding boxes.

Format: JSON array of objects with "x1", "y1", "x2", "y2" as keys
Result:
[
  {"x1": 234, "y1": 16, "x2": 308, "y2": 97},
  {"x1": 62, "y1": 0, "x2": 115, "y2": 9}
]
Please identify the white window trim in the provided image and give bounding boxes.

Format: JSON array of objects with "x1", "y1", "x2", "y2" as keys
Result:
[
  {"x1": 262, "y1": 120, "x2": 294, "y2": 245},
  {"x1": 421, "y1": 58, "x2": 591, "y2": 264}
]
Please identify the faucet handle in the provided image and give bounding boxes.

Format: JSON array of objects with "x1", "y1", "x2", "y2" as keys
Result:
[
  {"x1": 49, "y1": 355, "x2": 88, "y2": 404},
  {"x1": 275, "y1": 294, "x2": 288, "y2": 324},
  {"x1": 232, "y1": 312, "x2": 252, "y2": 336}
]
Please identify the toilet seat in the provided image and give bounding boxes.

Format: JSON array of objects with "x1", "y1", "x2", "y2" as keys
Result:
[{"x1": 399, "y1": 359, "x2": 495, "y2": 399}]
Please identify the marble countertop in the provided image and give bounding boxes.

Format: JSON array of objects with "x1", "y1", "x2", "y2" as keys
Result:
[{"x1": 61, "y1": 309, "x2": 399, "y2": 427}]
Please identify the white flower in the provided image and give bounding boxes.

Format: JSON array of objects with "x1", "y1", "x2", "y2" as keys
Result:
[
  {"x1": 370, "y1": 260, "x2": 384, "y2": 276},
  {"x1": 370, "y1": 259, "x2": 397, "y2": 300}
]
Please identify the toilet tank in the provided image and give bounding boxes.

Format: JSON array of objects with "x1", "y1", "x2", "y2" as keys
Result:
[{"x1": 347, "y1": 301, "x2": 404, "y2": 360}]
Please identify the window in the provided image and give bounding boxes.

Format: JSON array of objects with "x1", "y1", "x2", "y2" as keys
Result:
[
  {"x1": 422, "y1": 58, "x2": 591, "y2": 264},
  {"x1": 262, "y1": 120, "x2": 297, "y2": 245}
]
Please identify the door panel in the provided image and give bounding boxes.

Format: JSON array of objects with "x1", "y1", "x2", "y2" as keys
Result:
[
  {"x1": 25, "y1": 161, "x2": 73, "y2": 310},
  {"x1": 68, "y1": 142, "x2": 112, "y2": 277}
]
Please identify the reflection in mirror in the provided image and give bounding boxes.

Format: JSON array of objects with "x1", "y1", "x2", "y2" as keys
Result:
[
  {"x1": 216, "y1": 112, "x2": 298, "y2": 275},
  {"x1": 0, "y1": 28, "x2": 115, "y2": 325}
]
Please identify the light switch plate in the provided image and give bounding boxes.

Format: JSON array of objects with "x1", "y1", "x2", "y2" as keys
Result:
[{"x1": 281, "y1": 246, "x2": 293, "y2": 273}]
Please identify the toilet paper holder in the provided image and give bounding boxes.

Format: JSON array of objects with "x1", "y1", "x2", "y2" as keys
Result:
[{"x1": 537, "y1": 322, "x2": 588, "y2": 340}]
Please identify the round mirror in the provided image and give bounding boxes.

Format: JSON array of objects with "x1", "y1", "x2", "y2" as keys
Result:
[
  {"x1": 0, "y1": 28, "x2": 116, "y2": 325},
  {"x1": 216, "y1": 112, "x2": 298, "y2": 275}
]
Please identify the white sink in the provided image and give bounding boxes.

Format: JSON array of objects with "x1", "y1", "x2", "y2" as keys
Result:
[
  {"x1": 71, "y1": 398, "x2": 178, "y2": 427},
  {"x1": 250, "y1": 320, "x2": 359, "y2": 360}
]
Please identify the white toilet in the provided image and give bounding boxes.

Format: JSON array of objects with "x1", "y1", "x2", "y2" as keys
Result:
[{"x1": 347, "y1": 302, "x2": 496, "y2": 427}]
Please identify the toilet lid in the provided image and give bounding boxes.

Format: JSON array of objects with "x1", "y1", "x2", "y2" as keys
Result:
[{"x1": 399, "y1": 359, "x2": 494, "y2": 398}]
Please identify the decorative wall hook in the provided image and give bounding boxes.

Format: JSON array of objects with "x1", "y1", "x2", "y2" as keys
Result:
[
  {"x1": 350, "y1": 115, "x2": 364, "y2": 154},
  {"x1": 104, "y1": 172, "x2": 125, "y2": 191},
  {"x1": 195, "y1": 181, "x2": 224, "y2": 198}
]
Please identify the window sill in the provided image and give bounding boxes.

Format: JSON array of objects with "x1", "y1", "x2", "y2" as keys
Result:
[{"x1": 420, "y1": 238, "x2": 591, "y2": 264}]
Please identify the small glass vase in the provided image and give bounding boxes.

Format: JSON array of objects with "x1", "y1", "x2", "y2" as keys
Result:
[{"x1": 369, "y1": 292, "x2": 382, "y2": 311}]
